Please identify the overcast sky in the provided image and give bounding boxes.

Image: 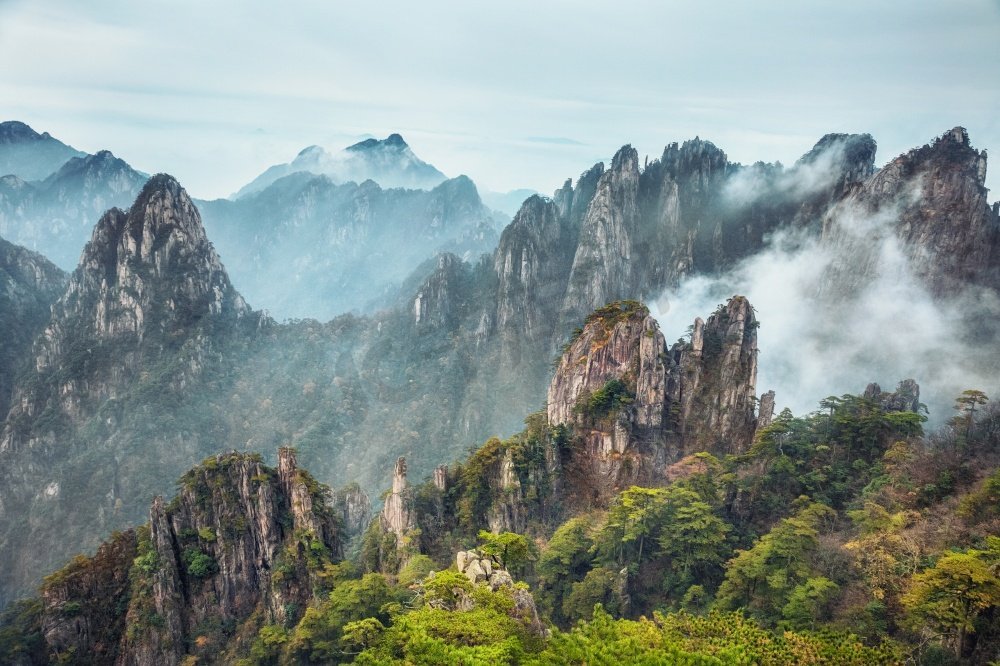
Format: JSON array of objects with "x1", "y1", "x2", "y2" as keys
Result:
[{"x1": 2, "y1": 0, "x2": 998, "y2": 200}]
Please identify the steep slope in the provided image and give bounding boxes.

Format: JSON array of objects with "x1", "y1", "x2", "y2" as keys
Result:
[
  {"x1": 0, "y1": 150, "x2": 148, "y2": 268},
  {"x1": 199, "y1": 173, "x2": 503, "y2": 319},
  {"x1": 0, "y1": 237, "x2": 67, "y2": 417},
  {"x1": 234, "y1": 132, "x2": 447, "y2": 198},
  {"x1": 0, "y1": 121, "x2": 85, "y2": 181}
]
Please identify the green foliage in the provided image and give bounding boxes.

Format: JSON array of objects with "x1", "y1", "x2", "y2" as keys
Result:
[
  {"x1": 716, "y1": 501, "x2": 836, "y2": 623},
  {"x1": 563, "y1": 567, "x2": 626, "y2": 622},
  {"x1": 531, "y1": 605, "x2": 899, "y2": 665},
  {"x1": 183, "y1": 547, "x2": 217, "y2": 579},
  {"x1": 477, "y1": 530, "x2": 536, "y2": 573},
  {"x1": 735, "y1": 393, "x2": 925, "y2": 519},
  {"x1": 573, "y1": 379, "x2": 633, "y2": 420},
  {"x1": 399, "y1": 554, "x2": 437, "y2": 587},
  {"x1": 537, "y1": 516, "x2": 596, "y2": 625},
  {"x1": 279, "y1": 572, "x2": 402, "y2": 663},
  {"x1": 198, "y1": 526, "x2": 217, "y2": 542},
  {"x1": 781, "y1": 577, "x2": 840, "y2": 630},
  {"x1": 902, "y1": 541, "x2": 1000, "y2": 657},
  {"x1": 0, "y1": 598, "x2": 46, "y2": 665}
]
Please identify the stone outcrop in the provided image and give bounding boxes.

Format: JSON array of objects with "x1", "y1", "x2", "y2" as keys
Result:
[
  {"x1": 546, "y1": 297, "x2": 762, "y2": 502},
  {"x1": 863, "y1": 380, "x2": 922, "y2": 414},
  {"x1": 418, "y1": 550, "x2": 544, "y2": 637}
]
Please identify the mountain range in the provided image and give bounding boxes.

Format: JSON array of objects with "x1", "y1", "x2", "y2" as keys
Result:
[{"x1": 0, "y1": 124, "x2": 999, "y2": 663}]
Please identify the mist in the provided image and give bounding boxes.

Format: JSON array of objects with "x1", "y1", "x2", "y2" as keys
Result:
[{"x1": 650, "y1": 175, "x2": 1000, "y2": 424}]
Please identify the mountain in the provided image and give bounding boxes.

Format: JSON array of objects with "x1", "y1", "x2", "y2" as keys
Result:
[
  {"x1": 234, "y1": 133, "x2": 448, "y2": 198},
  {"x1": 0, "y1": 175, "x2": 258, "y2": 606},
  {"x1": 198, "y1": 173, "x2": 505, "y2": 319},
  {"x1": 0, "y1": 127, "x2": 998, "y2": 613},
  {"x1": 0, "y1": 150, "x2": 149, "y2": 269},
  {"x1": 0, "y1": 121, "x2": 85, "y2": 181}
]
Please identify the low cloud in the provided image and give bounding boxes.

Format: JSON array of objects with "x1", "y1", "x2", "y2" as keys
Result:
[{"x1": 651, "y1": 183, "x2": 1000, "y2": 423}]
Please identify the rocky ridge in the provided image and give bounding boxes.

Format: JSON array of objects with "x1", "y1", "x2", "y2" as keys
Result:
[{"x1": 30, "y1": 449, "x2": 345, "y2": 665}]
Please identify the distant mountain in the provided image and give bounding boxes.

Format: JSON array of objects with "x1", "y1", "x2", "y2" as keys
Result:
[
  {"x1": 0, "y1": 150, "x2": 148, "y2": 268},
  {"x1": 481, "y1": 188, "x2": 539, "y2": 216},
  {"x1": 200, "y1": 172, "x2": 505, "y2": 319},
  {"x1": 0, "y1": 121, "x2": 85, "y2": 181},
  {"x1": 234, "y1": 133, "x2": 447, "y2": 198}
]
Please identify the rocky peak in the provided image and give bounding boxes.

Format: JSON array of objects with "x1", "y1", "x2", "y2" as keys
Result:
[
  {"x1": 0, "y1": 120, "x2": 45, "y2": 144},
  {"x1": 494, "y1": 195, "x2": 573, "y2": 338},
  {"x1": 797, "y1": 133, "x2": 877, "y2": 186},
  {"x1": 547, "y1": 301, "x2": 671, "y2": 498},
  {"x1": 0, "y1": 121, "x2": 86, "y2": 181},
  {"x1": 39, "y1": 174, "x2": 248, "y2": 359},
  {"x1": 346, "y1": 133, "x2": 409, "y2": 152},
  {"x1": 546, "y1": 297, "x2": 763, "y2": 501},
  {"x1": 669, "y1": 296, "x2": 759, "y2": 455},
  {"x1": 380, "y1": 456, "x2": 416, "y2": 541}
]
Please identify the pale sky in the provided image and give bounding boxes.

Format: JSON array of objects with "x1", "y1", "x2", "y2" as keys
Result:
[{"x1": 2, "y1": 0, "x2": 998, "y2": 200}]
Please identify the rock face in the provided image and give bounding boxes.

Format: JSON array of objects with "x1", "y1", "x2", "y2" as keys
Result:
[
  {"x1": 39, "y1": 529, "x2": 137, "y2": 664},
  {"x1": 864, "y1": 380, "x2": 922, "y2": 414},
  {"x1": 0, "y1": 237, "x2": 66, "y2": 417},
  {"x1": 0, "y1": 149, "x2": 148, "y2": 269},
  {"x1": 668, "y1": 296, "x2": 760, "y2": 456},
  {"x1": 334, "y1": 482, "x2": 373, "y2": 539},
  {"x1": 23, "y1": 451, "x2": 343, "y2": 665}
]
